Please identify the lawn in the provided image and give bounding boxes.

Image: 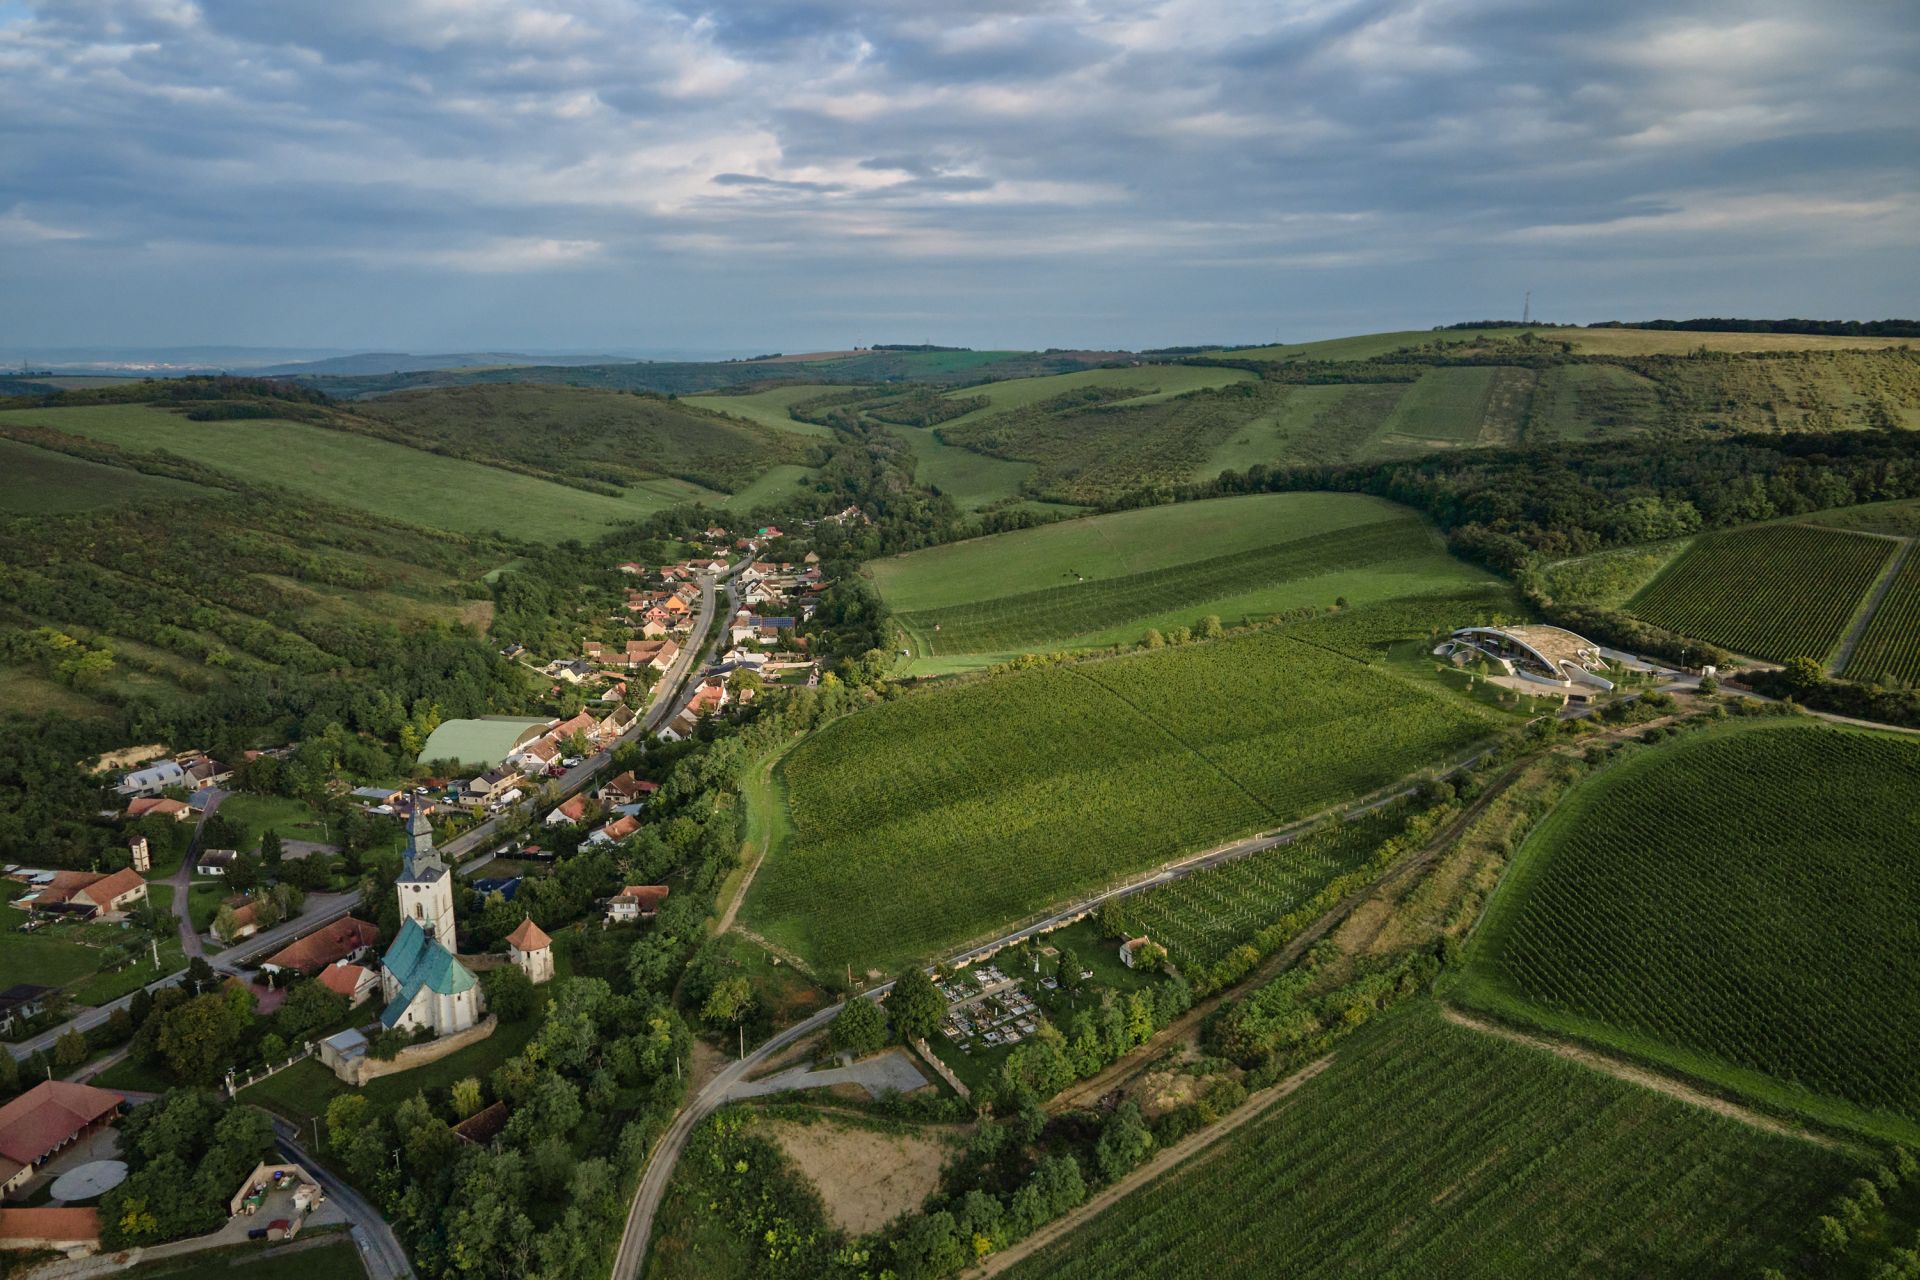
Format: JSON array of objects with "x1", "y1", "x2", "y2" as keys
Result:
[
  {"x1": 242, "y1": 1002, "x2": 548, "y2": 1132},
  {"x1": 12, "y1": 403, "x2": 721, "y2": 541},
  {"x1": 717, "y1": 462, "x2": 820, "y2": 511},
  {"x1": 0, "y1": 437, "x2": 212, "y2": 514},
  {"x1": 216, "y1": 794, "x2": 332, "y2": 853},
  {"x1": 1006, "y1": 1000, "x2": 1866, "y2": 1280},
  {"x1": 0, "y1": 897, "x2": 184, "y2": 1007},
  {"x1": 188, "y1": 880, "x2": 231, "y2": 932},
  {"x1": 871, "y1": 493, "x2": 1496, "y2": 671},
  {"x1": 1450, "y1": 719, "x2": 1920, "y2": 1143},
  {"x1": 743, "y1": 626, "x2": 1505, "y2": 975}
]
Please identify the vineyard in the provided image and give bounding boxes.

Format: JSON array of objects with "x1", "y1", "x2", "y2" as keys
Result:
[
  {"x1": 743, "y1": 630, "x2": 1503, "y2": 974},
  {"x1": 873, "y1": 493, "x2": 1499, "y2": 668},
  {"x1": 1114, "y1": 809, "x2": 1408, "y2": 975},
  {"x1": 900, "y1": 516, "x2": 1455, "y2": 655},
  {"x1": 1626, "y1": 523, "x2": 1895, "y2": 662},
  {"x1": 1006, "y1": 1002, "x2": 1856, "y2": 1280},
  {"x1": 1453, "y1": 721, "x2": 1920, "y2": 1140},
  {"x1": 938, "y1": 382, "x2": 1280, "y2": 504},
  {"x1": 1841, "y1": 545, "x2": 1920, "y2": 684}
]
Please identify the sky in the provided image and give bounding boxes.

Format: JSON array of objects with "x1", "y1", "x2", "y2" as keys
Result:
[{"x1": 1, "y1": 0, "x2": 1915, "y2": 354}]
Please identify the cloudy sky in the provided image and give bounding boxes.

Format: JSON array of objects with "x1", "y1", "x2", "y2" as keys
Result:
[{"x1": 1, "y1": 0, "x2": 1914, "y2": 353}]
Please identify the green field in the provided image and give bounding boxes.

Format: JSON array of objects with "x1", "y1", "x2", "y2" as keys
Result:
[
  {"x1": 9, "y1": 403, "x2": 721, "y2": 541},
  {"x1": 1627, "y1": 523, "x2": 1896, "y2": 662},
  {"x1": 717, "y1": 462, "x2": 818, "y2": 511},
  {"x1": 744, "y1": 627, "x2": 1504, "y2": 974},
  {"x1": 1373, "y1": 366, "x2": 1501, "y2": 448},
  {"x1": 1803, "y1": 498, "x2": 1920, "y2": 538},
  {"x1": 1007, "y1": 1001, "x2": 1861, "y2": 1280},
  {"x1": 1112, "y1": 808, "x2": 1408, "y2": 976},
  {"x1": 216, "y1": 794, "x2": 332, "y2": 853},
  {"x1": 934, "y1": 364, "x2": 1255, "y2": 427},
  {"x1": 682, "y1": 385, "x2": 837, "y2": 437},
  {"x1": 1218, "y1": 327, "x2": 1529, "y2": 362},
  {"x1": 0, "y1": 895, "x2": 185, "y2": 1008},
  {"x1": 1452, "y1": 720, "x2": 1920, "y2": 1142},
  {"x1": 871, "y1": 494, "x2": 1497, "y2": 670},
  {"x1": 0, "y1": 437, "x2": 212, "y2": 514},
  {"x1": 1841, "y1": 546, "x2": 1920, "y2": 684},
  {"x1": 938, "y1": 383, "x2": 1281, "y2": 505},
  {"x1": 349, "y1": 382, "x2": 810, "y2": 495}
]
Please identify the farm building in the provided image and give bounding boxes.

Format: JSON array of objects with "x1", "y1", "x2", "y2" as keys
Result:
[
  {"x1": 1435, "y1": 625, "x2": 1614, "y2": 692},
  {"x1": 0, "y1": 1081, "x2": 125, "y2": 1197},
  {"x1": 260, "y1": 916, "x2": 381, "y2": 975},
  {"x1": 606, "y1": 885, "x2": 669, "y2": 923},
  {"x1": 417, "y1": 716, "x2": 551, "y2": 770}
]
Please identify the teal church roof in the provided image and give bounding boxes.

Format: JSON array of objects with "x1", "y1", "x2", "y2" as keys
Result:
[{"x1": 379, "y1": 919, "x2": 476, "y2": 1028}]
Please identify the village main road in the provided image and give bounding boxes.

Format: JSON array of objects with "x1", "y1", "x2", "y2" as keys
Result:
[
  {"x1": 441, "y1": 564, "x2": 731, "y2": 864},
  {"x1": 271, "y1": 1119, "x2": 415, "y2": 1280}
]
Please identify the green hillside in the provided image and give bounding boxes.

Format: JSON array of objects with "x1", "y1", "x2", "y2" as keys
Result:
[
  {"x1": 872, "y1": 493, "x2": 1499, "y2": 672},
  {"x1": 8, "y1": 401, "x2": 721, "y2": 541},
  {"x1": 353, "y1": 382, "x2": 812, "y2": 493}
]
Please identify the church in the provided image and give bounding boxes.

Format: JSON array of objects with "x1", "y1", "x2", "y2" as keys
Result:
[{"x1": 378, "y1": 807, "x2": 484, "y2": 1036}]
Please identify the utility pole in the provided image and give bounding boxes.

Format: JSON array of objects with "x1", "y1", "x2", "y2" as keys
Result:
[{"x1": 1522, "y1": 290, "x2": 1532, "y2": 325}]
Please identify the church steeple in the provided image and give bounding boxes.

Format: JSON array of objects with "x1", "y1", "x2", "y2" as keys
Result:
[
  {"x1": 397, "y1": 803, "x2": 456, "y2": 952},
  {"x1": 404, "y1": 804, "x2": 443, "y2": 877}
]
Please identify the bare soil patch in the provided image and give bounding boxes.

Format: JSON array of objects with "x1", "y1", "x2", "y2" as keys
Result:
[{"x1": 758, "y1": 1117, "x2": 950, "y2": 1236}]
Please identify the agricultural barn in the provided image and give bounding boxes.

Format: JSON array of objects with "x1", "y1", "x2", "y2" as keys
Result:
[
  {"x1": 1437, "y1": 625, "x2": 1614, "y2": 692},
  {"x1": 0, "y1": 1081, "x2": 126, "y2": 1197}
]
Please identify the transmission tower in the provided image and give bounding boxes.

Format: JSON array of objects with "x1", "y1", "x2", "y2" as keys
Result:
[{"x1": 1522, "y1": 291, "x2": 1532, "y2": 326}]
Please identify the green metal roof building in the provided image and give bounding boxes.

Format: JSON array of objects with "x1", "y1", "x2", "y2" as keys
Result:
[{"x1": 417, "y1": 716, "x2": 550, "y2": 770}]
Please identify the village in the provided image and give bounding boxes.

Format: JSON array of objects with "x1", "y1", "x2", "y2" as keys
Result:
[{"x1": 0, "y1": 514, "x2": 855, "y2": 1270}]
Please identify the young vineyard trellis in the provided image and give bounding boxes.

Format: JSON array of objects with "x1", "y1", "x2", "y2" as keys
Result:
[
  {"x1": 1111, "y1": 809, "x2": 1408, "y2": 975},
  {"x1": 744, "y1": 628, "x2": 1505, "y2": 976},
  {"x1": 1454, "y1": 721, "x2": 1920, "y2": 1139},
  {"x1": 1842, "y1": 544, "x2": 1920, "y2": 684},
  {"x1": 1627, "y1": 523, "x2": 1894, "y2": 662},
  {"x1": 1004, "y1": 1002, "x2": 1862, "y2": 1280}
]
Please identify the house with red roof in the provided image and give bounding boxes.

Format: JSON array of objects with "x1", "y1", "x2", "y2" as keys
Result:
[
  {"x1": 506, "y1": 918, "x2": 554, "y2": 984},
  {"x1": 606, "y1": 885, "x2": 669, "y2": 923},
  {"x1": 124, "y1": 796, "x2": 190, "y2": 822},
  {"x1": 545, "y1": 794, "x2": 592, "y2": 827},
  {"x1": 32, "y1": 870, "x2": 147, "y2": 919},
  {"x1": 584, "y1": 814, "x2": 640, "y2": 847},
  {"x1": 0, "y1": 1080, "x2": 125, "y2": 1197},
  {"x1": 0, "y1": 1206, "x2": 100, "y2": 1255},
  {"x1": 260, "y1": 917, "x2": 381, "y2": 976},
  {"x1": 316, "y1": 962, "x2": 379, "y2": 1007}
]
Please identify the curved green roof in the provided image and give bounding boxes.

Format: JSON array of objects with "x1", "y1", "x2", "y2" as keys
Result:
[{"x1": 417, "y1": 716, "x2": 549, "y2": 769}]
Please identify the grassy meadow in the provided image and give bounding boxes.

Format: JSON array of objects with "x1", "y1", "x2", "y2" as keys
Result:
[
  {"x1": 932, "y1": 364, "x2": 1256, "y2": 427},
  {"x1": 1451, "y1": 720, "x2": 1920, "y2": 1143},
  {"x1": 682, "y1": 385, "x2": 838, "y2": 437},
  {"x1": 0, "y1": 437, "x2": 213, "y2": 514},
  {"x1": 1007, "y1": 1001, "x2": 1865, "y2": 1280},
  {"x1": 743, "y1": 623, "x2": 1507, "y2": 975},
  {"x1": 12, "y1": 402, "x2": 721, "y2": 540},
  {"x1": 871, "y1": 494, "x2": 1497, "y2": 672}
]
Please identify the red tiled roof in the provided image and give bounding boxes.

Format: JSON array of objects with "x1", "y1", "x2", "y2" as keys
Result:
[
  {"x1": 0, "y1": 1081, "x2": 123, "y2": 1172},
  {"x1": 597, "y1": 815, "x2": 640, "y2": 842},
  {"x1": 505, "y1": 918, "x2": 551, "y2": 951},
  {"x1": 0, "y1": 1206, "x2": 101, "y2": 1243},
  {"x1": 452, "y1": 1100, "x2": 509, "y2": 1145},
  {"x1": 76, "y1": 868, "x2": 146, "y2": 910},
  {"x1": 555, "y1": 794, "x2": 589, "y2": 822},
  {"x1": 613, "y1": 884, "x2": 669, "y2": 910},
  {"x1": 36, "y1": 870, "x2": 101, "y2": 907},
  {"x1": 125, "y1": 797, "x2": 189, "y2": 820},
  {"x1": 316, "y1": 964, "x2": 369, "y2": 998},
  {"x1": 264, "y1": 917, "x2": 381, "y2": 974}
]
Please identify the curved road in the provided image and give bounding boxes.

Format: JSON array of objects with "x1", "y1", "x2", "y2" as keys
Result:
[
  {"x1": 608, "y1": 738, "x2": 1507, "y2": 1278},
  {"x1": 271, "y1": 1119, "x2": 414, "y2": 1280}
]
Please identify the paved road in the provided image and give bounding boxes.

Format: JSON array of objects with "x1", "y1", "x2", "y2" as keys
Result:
[
  {"x1": 271, "y1": 1119, "x2": 414, "y2": 1280},
  {"x1": 608, "y1": 738, "x2": 1500, "y2": 1277},
  {"x1": 440, "y1": 563, "x2": 731, "y2": 863}
]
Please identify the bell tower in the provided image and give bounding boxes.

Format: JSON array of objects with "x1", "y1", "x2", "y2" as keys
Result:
[{"x1": 397, "y1": 806, "x2": 456, "y2": 951}]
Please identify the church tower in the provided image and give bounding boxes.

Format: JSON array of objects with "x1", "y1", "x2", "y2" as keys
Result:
[{"x1": 396, "y1": 806, "x2": 456, "y2": 952}]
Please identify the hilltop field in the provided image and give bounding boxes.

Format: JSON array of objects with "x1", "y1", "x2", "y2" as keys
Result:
[{"x1": 869, "y1": 492, "x2": 1500, "y2": 673}]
